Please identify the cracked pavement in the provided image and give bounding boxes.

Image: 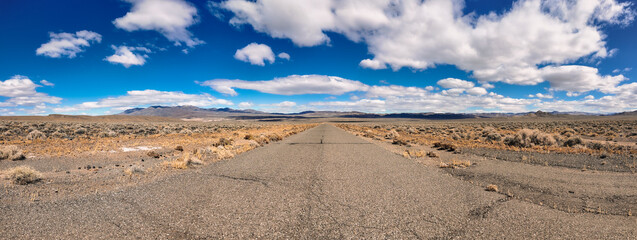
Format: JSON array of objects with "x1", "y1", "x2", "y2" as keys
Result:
[{"x1": 1, "y1": 124, "x2": 635, "y2": 239}]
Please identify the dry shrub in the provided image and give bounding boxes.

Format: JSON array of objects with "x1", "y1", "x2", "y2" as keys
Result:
[
  {"x1": 486, "y1": 184, "x2": 498, "y2": 192},
  {"x1": 51, "y1": 131, "x2": 68, "y2": 138},
  {"x1": 433, "y1": 142, "x2": 456, "y2": 152},
  {"x1": 147, "y1": 150, "x2": 160, "y2": 158},
  {"x1": 427, "y1": 151, "x2": 439, "y2": 158},
  {"x1": 74, "y1": 128, "x2": 87, "y2": 135},
  {"x1": 0, "y1": 145, "x2": 25, "y2": 161},
  {"x1": 563, "y1": 137, "x2": 583, "y2": 147},
  {"x1": 439, "y1": 159, "x2": 471, "y2": 169},
  {"x1": 6, "y1": 166, "x2": 42, "y2": 185},
  {"x1": 482, "y1": 127, "x2": 502, "y2": 142},
  {"x1": 161, "y1": 152, "x2": 202, "y2": 169},
  {"x1": 504, "y1": 129, "x2": 556, "y2": 148},
  {"x1": 405, "y1": 149, "x2": 425, "y2": 158},
  {"x1": 214, "y1": 138, "x2": 234, "y2": 147},
  {"x1": 392, "y1": 138, "x2": 408, "y2": 146},
  {"x1": 26, "y1": 130, "x2": 46, "y2": 140},
  {"x1": 268, "y1": 133, "x2": 283, "y2": 142},
  {"x1": 98, "y1": 130, "x2": 117, "y2": 138},
  {"x1": 124, "y1": 165, "x2": 144, "y2": 176},
  {"x1": 385, "y1": 129, "x2": 400, "y2": 139}
]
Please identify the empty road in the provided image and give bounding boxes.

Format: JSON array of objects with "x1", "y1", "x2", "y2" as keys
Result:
[{"x1": 1, "y1": 124, "x2": 635, "y2": 239}]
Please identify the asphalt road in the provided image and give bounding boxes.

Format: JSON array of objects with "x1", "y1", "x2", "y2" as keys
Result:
[{"x1": 1, "y1": 124, "x2": 635, "y2": 239}]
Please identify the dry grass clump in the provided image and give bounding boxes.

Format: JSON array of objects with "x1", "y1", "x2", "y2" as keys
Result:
[
  {"x1": 433, "y1": 142, "x2": 457, "y2": 152},
  {"x1": 26, "y1": 130, "x2": 46, "y2": 140},
  {"x1": 124, "y1": 165, "x2": 145, "y2": 176},
  {"x1": 385, "y1": 129, "x2": 400, "y2": 139},
  {"x1": 427, "y1": 151, "x2": 439, "y2": 158},
  {"x1": 485, "y1": 184, "x2": 499, "y2": 192},
  {"x1": 0, "y1": 145, "x2": 25, "y2": 160},
  {"x1": 5, "y1": 166, "x2": 42, "y2": 185},
  {"x1": 161, "y1": 152, "x2": 203, "y2": 169},
  {"x1": 504, "y1": 129, "x2": 556, "y2": 148},
  {"x1": 214, "y1": 138, "x2": 234, "y2": 147},
  {"x1": 404, "y1": 149, "x2": 426, "y2": 158},
  {"x1": 439, "y1": 159, "x2": 471, "y2": 169},
  {"x1": 563, "y1": 137, "x2": 583, "y2": 147},
  {"x1": 147, "y1": 150, "x2": 160, "y2": 158},
  {"x1": 392, "y1": 138, "x2": 409, "y2": 146}
]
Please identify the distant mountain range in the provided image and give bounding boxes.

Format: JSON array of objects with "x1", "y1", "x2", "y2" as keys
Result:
[{"x1": 118, "y1": 105, "x2": 636, "y2": 120}]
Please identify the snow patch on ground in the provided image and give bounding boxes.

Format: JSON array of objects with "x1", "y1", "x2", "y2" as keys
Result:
[{"x1": 121, "y1": 146, "x2": 161, "y2": 152}]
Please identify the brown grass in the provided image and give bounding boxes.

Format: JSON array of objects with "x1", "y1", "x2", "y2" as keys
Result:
[
  {"x1": 5, "y1": 166, "x2": 42, "y2": 185},
  {"x1": 338, "y1": 120, "x2": 636, "y2": 156},
  {"x1": 439, "y1": 159, "x2": 472, "y2": 169},
  {"x1": 124, "y1": 165, "x2": 145, "y2": 176},
  {"x1": 0, "y1": 145, "x2": 25, "y2": 160},
  {"x1": 486, "y1": 184, "x2": 499, "y2": 192}
]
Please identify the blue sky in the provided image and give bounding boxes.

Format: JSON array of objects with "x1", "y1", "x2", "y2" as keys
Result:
[{"x1": 0, "y1": 0, "x2": 636, "y2": 115}]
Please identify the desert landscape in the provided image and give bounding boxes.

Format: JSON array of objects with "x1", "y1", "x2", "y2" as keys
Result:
[
  {"x1": 1, "y1": 112, "x2": 636, "y2": 238},
  {"x1": 3, "y1": 0, "x2": 637, "y2": 238}
]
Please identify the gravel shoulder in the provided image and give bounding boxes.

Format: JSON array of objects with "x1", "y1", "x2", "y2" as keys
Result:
[{"x1": 344, "y1": 125, "x2": 637, "y2": 217}]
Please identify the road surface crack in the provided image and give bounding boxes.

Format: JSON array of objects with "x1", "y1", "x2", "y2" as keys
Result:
[{"x1": 213, "y1": 174, "x2": 269, "y2": 187}]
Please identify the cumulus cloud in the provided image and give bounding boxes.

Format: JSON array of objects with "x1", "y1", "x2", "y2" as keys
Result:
[
  {"x1": 437, "y1": 78, "x2": 475, "y2": 89},
  {"x1": 217, "y1": 0, "x2": 634, "y2": 91},
  {"x1": 0, "y1": 76, "x2": 61, "y2": 108},
  {"x1": 359, "y1": 59, "x2": 387, "y2": 70},
  {"x1": 114, "y1": 0, "x2": 204, "y2": 48},
  {"x1": 105, "y1": 45, "x2": 151, "y2": 67},
  {"x1": 540, "y1": 65, "x2": 626, "y2": 93},
  {"x1": 200, "y1": 74, "x2": 370, "y2": 96},
  {"x1": 528, "y1": 93, "x2": 554, "y2": 99},
  {"x1": 238, "y1": 102, "x2": 254, "y2": 108},
  {"x1": 53, "y1": 90, "x2": 232, "y2": 113},
  {"x1": 466, "y1": 87, "x2": 488, "y2": 96},
  {"x1": 234, "y1": 43, "x2": 276, "y2": 66},
  {"x1": 36, "y1": 30, "x2": 101, "y2": 58},
  {"x1": 277, "y1": 52, "x2": 290, "y2": 60},
  {"x1": 273, "y1": 101, "x2": 296, "y2": 107},
  {"x1": 39, "y1": 80, "x2": 55, "y2": 87}
]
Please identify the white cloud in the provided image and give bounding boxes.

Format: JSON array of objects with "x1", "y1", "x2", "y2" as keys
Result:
[
  {"x1": 466, "y1": 87, "x2": 488, "y2": 96},
  {"x1": 540, "y1": 65, "x2": 626, "y2": 92},
  {"x1": 53, "y1": 90, "x2": 232, "y2": 113},
  {"x1": 105, "y1": 45, "x2": 151, "y2": 67},
  {"x1": 218, "y1": 0, "x2": 336, "y2": 46},
  {"x1": 218, "y1": 0, "x2": 633, "y2": 91},
  {"x1": 40, "y1": 80, "x2": 55, "y2": 86},
  {"x1": 481, "y1": 83, "x2": 495, "y2": 89},
  {"x1": 273, "y1": 101, "x2": 296, "y2": 107},
  {"x1": 200, "y1": 74, "x2": 370, "y2": 96},
  {"x1": 359, "y1": 59, "x2": 387, "y2": 70},
  {"x1": 277, "y1": 52, "x2": 290, "y2": 60},
  {"x1": 36, "y1": 30, "x2": 101, "y2": 58},
  {"x1": 528, "y1": 93, "x2": 554, "y2": 99},
  {"x1": 437, "y1": 78, "x2": 475, "y2": 89},
  {"x1": 0, "y1": 76, "x2": 61, "y2": 108},
  {"x1": 234, "y1": 43, "x2": 276, "y2": 66},
  {"x1": 238, "y1": 102, "x2": 254, "y2": 108},
  {"x1": 114, "y1": 0, "x2": 204, "y2": 48},
  {"x1": 365, "y1": 85, "x2": 429, "y2": 98}
]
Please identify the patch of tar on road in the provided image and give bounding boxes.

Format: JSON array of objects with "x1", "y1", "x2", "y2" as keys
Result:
[{"x1": 469, "y1": 196, "x2": 512, "y2": 219}]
